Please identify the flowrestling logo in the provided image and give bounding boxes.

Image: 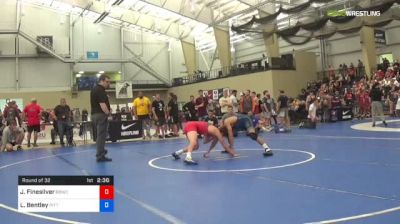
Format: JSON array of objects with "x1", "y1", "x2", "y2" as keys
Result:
[{"x1": 327, "y1": 9, "x2": 381, "y2": 17}]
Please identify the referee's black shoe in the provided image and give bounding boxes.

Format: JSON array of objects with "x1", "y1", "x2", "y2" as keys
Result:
[{"x1": 97, "y1": 156, "x2": 112, "y2": 162}]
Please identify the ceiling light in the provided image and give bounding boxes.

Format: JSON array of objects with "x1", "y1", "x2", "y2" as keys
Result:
[
  {"x1": 99, "y1": 71, "x2": 105, "y2": 74},
  {"x1": 79, "y1": 71, "x2": 84, "y2": 74},
  {"x1": 76, "y1": 74, "x2": 82, "y2": 78}
]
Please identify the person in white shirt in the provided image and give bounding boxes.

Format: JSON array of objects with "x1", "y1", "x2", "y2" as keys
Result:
[
  {"x1": 230, "y1": 90, "x2": 239, "y2": 113},
  {"x1": 396, "y1": 90, "x2": 400, "y2": 117},
  {"x1": 219, "y1": 89, "x2": 232, "y2": 115},
  {"x1": 299, "y1": 98, "x2": 318, "y2": 129}
]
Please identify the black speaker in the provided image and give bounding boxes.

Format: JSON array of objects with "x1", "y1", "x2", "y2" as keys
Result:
[{"x1": 281, "y1": 54, "x2": 294, "y2": 68}]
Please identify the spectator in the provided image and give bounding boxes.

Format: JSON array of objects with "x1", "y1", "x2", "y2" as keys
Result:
[
  {"x1": 338, "y1": 64, "x2": 344, "y2": 77},
  {"x1": 230, "y1": 90, "x2": 239, "y2": 113},
  {"x1": 328, "y1": 65, "x2": 335, "y2": 80},
  {"x1": 344, "y1": 89, "x2": 355, "y2": 107},
  {"x1": 24, "y1": 98, "x2": 43, "y2": 148},
  {"x1": 240, "y1": 90, "x2": 253, "y2": 114},
  {"x1": 395, "y1": 89, "x2": 400, "y2": 117},
  {"x1": 54, "y1": 98, "x2": 72, "y2": 147},
  {"x1": 357, "y1": 59, "x2": 364, "y2": 77},
  {"x1": 1, "y1": 121, "x2": 24, "y2": 152},
  {"x1": 251, "y1": 92, "x2": 260, "y2": 114},
  {"x1": 205, "y1": 110, "x2": 218, "y2": 127},
  {"x1": 262, "y1": 53, "x2": 268, "y2": 70},
  {"x1": 262, "y1": 91, "x2": 277, "y2": 126},
  {"x1": 358, "y1": 88, "x2": 370, "y2": 119},
  {"x1": 369, "y1": 82, "x2": 387, "y2": 127},
  {"x1": 167, "y1": 93, "x2": 179, "y2": 137},
  {"x1": 90, "y1": 74, "x2": 112, "y2": 162},
  {"x1": 132, "y1": 91, "x2": 152, "y2": 140},
  {"x1": 277, "y1": 90, "x2": 290, "y2": 129},
  {"x1": 183, "y1": 95, "x2": 198, "y2": 121},
  {"x1": 298, "y1": 89, "x2": 307, "y2": 101},
  {"x1": 343, "y1": 63, "x2": 348, "y2": 74},
  {"x1": 206, "y1": 99, "x2": 218, "y2": 113},
  {"x1": 195, "y1": 90, "x2": 208, "y2": 120},
  {"x1": 3, "y1": 101, "x2": 22, "y2": 126},
  {"x1": 219, "y1": 89, "x2": 232, "y2": 115},
  {"x1": 299, "y1": 98, "x2": 318, "y2": 129},
  {"x1": 152, "y1": 94, "x2": 167, "y2": 139},
  {"x1": 82, "y1": 109, "x2": 88, "y2": 121},
  {"x1": 49, "y1": 110, "x2": 57, "y2": 145},
  {"x1": 320, "y1": 89, "x2": 332, "y2": 122}
]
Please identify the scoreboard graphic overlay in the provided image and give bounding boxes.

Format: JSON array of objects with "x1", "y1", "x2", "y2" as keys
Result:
[{"x1": 18, "y1": 176, "x2": 114, "y2": 213}]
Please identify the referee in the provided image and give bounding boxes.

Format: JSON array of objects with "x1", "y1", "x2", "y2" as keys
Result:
[
  {"x1": 91, "y1": 74, "x2": 112, "y2": 162},
  {"x1": 370, "y1": 82, "x2": 387, "y2": 127}
]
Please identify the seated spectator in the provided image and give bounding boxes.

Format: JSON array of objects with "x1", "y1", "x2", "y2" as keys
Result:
[
  {"x1": 1, "y1": 121, "x2": 24, "y2": 152},
  {"x1": 204, "y1": 110, "x2": 218, "y2": 127}
]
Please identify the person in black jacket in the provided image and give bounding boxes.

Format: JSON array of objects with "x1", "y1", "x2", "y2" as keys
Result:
[
  {"x1": 183, "y1": 96, "x2": 198, "y2": 121},
  {"x1": 54, "y1": 98, "x2": 72, "y2": 146},
  {"x1": 369, "y1": 82, "x2": 387, "y2": 127}
]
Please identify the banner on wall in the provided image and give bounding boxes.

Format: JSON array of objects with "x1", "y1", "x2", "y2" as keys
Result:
[
  {"x1": 115, "y1": 81, "x2": 133, "y2": 99},
  {"x1": 374, "y1": 29, "x2": 386, "y2": 45},
  {"x1": 202, "y1": 88, "x2": 230, "y2": 100}
]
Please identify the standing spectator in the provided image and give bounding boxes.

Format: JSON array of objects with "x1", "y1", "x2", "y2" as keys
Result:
[
  {"x1": 206, "y1": 99, "x2": 218, "y2": 113},
  {"x1": 1, "y1": 121, "x2": 24, "y2": 152},
  {"x1": 344, "y1": 89, "x2": 355, "y2": 107},
  {"x1": 338, "y1": 64, "x2": 344, "y2": 77},
  {"x1": 358, "y1": 89, "x2": 370, "y2": 119},
  {"x1": 230, "y1": 90, "x2": 239, "y2": 113},
  {"x1": 90, "y1": 74, "x2": 112, "y2": 162},
  {"x1": 3, "y1": 101, "x2": 22, "y2": 126},
  {"x1": 262, "y1": 54, "x2": 268, "y2": 70},
  {"x1": 24, "y1": 98, "x2": 43, "y2": 148},
  {"x1": 369, "y1": 82, "x2": 387, "y2": 127},
  {"x1": 54, "y1": 98, "x2": 72, "y2": 147},
  {"x1": 277, "y1": 90, "x2": 290, "y2": 129},
  {"x1": 152, "y1": 94, "x2": 167, "y2": 139},
  {"x1": 167, "y1": 93, "x2": 179, "y2": 137},
  {"x1": 219, "y1": 89, "x2": 232, "y2": 115},
  {"x1": 357, "y1": 59, "x2": 364, "y2": 77},
  {"x1": 251, "y1": 92, "x2": 260, "y2": 114},
  {"x1": 195, "y1": 90, "x2": 208, "y2": 120},
  {"x1": 262, "y1": 91, "x2": 277, "y2": 126},
  {"x1": 395, "y1": 89, "x2": 400, "y2": 117},
  {"x1": 240, "y1": 90, "x2": 253, "y2": 114},
  {"x1": 328, "y1": 65, "x2": 335, "y2": 80},
  {"x1": 183, "y1": 96, "x2": 198, "y2": 121},
  {"x1": 49, "y1": 110, "x2": 57, "y2": 145},
  {"x1": 299, "y1": 98, "x2": 318, "y2": 129},
  {"x1": 132, "y1": 91, "x2": 152, "y2": 140},
  {"x1": 348, "y1": 63, "x2": 356, "y2": 82},
  {"x1": 343, "y1": 63, "x2": 348, "y2": 75}
]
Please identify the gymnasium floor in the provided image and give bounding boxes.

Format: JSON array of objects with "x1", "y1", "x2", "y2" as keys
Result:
[{"x1": 1, "y1": 119, "x2": 400, "y2": 224}]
